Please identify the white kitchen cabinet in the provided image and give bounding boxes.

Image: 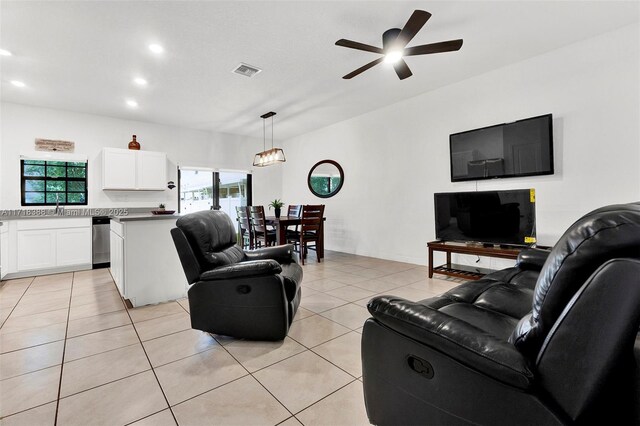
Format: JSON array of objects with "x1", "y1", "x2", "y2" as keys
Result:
[
  {"x1": 102, "y1": 148, "x2": 137, "y2": 189},
  {"x1": 110, "y1": 221, "x2": 124, "y2": 295},
  {"x1": 57, "y1": 227, "x2": 92, "y2": 266},
  {"x1": 1, "y1": 224, "x2": 9, "y2": 279},
  {"x1": 136, "y1": 151, "x2": 167, "y2": 190},
  {"x1": 102, "y1": 148, "x2": 166, "y2": 190},
  {"x1": 109, "y1": 217, "x2": 187, "y2": 307},
  {"x1": 5, "y1": 218, "x2": 92, "y2": 278},
  {"x1": 17, "y1": 229, "x2": 57, "y2": 271},
  {"x1": 111, "y1": 233, "x2": 124, "y2": 295}
]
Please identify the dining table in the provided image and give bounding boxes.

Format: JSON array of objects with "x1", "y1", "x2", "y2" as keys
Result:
[{"x1": 265, "y1": 215, "x2": 326, "y2": 259}]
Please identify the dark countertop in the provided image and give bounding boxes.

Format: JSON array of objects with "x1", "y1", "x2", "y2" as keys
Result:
[
  {"x1": 111, "y1": 213, "x2": 181, "y2": 222},
  {"x1": 0, "y1": 207, "x2": 172, "y2": 221}
]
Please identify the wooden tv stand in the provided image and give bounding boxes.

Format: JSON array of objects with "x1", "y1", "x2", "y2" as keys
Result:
[{"x1": 427, "y1": 241, "x2": 523, "y2": 280}]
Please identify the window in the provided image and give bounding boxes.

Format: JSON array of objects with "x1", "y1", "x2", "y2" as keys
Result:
[
  {"x1": 178, "y1": 167, "x2": 251, "y2": 217},
  {"x1": 21, "y1": 160, "x2": 88, "y2": 205},
  {"x1": 309, "y1": 176, "x2": 341, "y2": 195}
]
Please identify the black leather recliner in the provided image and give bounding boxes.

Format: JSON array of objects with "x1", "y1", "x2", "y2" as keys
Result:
[
  {"x1": 171, "y1": 210, "x2": 303, "y2": 340},
  {"x1": 362, "y1": 202, "x2": 640, "y2": 425}
]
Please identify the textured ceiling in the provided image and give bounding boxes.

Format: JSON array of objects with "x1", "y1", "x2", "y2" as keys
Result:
[{"x1": 1, "y1": 1, "x2": 638, "y2": 140}]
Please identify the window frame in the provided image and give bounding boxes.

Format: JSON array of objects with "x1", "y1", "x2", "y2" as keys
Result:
[{"x1": 20, "y1": 160, "x2": 89, "y2": 206}]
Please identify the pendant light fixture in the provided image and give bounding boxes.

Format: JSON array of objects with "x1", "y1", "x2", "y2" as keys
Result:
[{"x1": 253, "y1": 111, "x2": 286, "y2": 167}]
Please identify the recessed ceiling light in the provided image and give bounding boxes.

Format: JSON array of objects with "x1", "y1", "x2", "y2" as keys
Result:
[
  {"x1": 133, "y1": 77, "x2": 148, "y2": 86},
  {"x1": 126, "y1": 99, "x2": 138, "y2": 108},
  {"x1": 10, "y1": 80, "x2": 26, "y2": 87},
  {"x1": 0, "y1": 49, "x2": 12, "y2": 56},
  {"x1": 148, "y1": 44, "x2": 164, "y2": 54}
]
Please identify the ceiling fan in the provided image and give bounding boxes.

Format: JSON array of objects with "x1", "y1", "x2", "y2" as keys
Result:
[{"x1": 335, "y1": 10, "x2": 463, "y2": 80}]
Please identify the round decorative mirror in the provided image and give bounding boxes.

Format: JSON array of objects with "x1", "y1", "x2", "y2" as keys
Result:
[{"x1": 308, "y1": 160, "x2": 344, "y2": 198}]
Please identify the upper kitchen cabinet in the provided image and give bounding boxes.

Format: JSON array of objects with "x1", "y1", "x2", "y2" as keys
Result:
[
  {"x1": 102, "y1": 148, "x2": 136, "y2": 189},
  {"x1": 136, "y1": 150, "x2": 166, "y2": 190},
  {"x1": 102, "y1": 148, "x2": 166, "y2": 190}
]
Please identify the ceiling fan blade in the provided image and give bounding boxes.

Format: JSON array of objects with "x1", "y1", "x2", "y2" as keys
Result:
[
  {"x1": 342, "y1": 57, "x2": 384, "y2": 79},
  {"x1": 335, "y1": 39, "x2": 384, "y2": 54},
  {"x1": 393, "y1": 59, "x2": 413, "y2": 80},
  {"x1": 395, "y1": 10, "x2": 432, "y2": 48},
  {"x1": 404, "y1": 39, "x2": 464, "y2": 56}
]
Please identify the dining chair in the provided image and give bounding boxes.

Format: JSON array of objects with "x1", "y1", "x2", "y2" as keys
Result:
[
  {"x1": 286, "y1": 205, "x2": 303, "y2": 251},
  {"x1": 298, "y1": 204, "x2": 325, "y2": 265},
  {"x1": 249, "y1": 205, "x2": 277, "y2": 248},
  {"x1": 288, "y1": 205, "x2": 302, "y2": 218},
  {"x1": 235, "y1": 206, "x2": 253, "y2": 250}
]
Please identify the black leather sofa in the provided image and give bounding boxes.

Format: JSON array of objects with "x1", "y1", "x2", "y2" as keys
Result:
[
  {"x1": 362, "y1": 202, "x2": 640, "y2": 425},
  {"x1": 171, "y1": 210, "x2": 303, "y2": 340}
]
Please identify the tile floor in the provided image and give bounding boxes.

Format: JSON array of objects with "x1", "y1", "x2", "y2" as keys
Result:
[{"x1": 0, "y1": 251, "x2": 460, "y2": 425}]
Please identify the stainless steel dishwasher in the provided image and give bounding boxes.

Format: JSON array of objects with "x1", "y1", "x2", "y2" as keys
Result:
[{"x1": 92, "y1": 216, "x2": 111, "y2": 268}]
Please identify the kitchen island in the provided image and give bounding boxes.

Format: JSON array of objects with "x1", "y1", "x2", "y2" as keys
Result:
[{"x1": 110, "y1": 213, "x2": 187, "y2": 307}]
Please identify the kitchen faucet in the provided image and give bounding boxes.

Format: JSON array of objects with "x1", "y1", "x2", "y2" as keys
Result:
[{"x1": 54, "y1": 193, "x2": 64, "y2": 215}]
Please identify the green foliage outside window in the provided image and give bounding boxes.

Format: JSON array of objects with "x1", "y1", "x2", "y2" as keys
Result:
[
  {"x1": 310, "y1": 176, "x2": 330, "y2": 195},
  {"x1": 310, "y1": 176, "x2": 342, "y2": 195},
  {"x1": 21, "y1": 160, "x2": 88, "y2": 206}
]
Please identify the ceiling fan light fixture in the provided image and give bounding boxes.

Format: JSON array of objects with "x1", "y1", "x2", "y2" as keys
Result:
[
  {"x1": 253, "y1": 112, "x2": 286, "y2": 167},
  {"x1": 335, "y1": 10, "x2": 462, "y2": 80},
  {"x1": 384, "y1": 50, "x2": 403, "y2": 64}
]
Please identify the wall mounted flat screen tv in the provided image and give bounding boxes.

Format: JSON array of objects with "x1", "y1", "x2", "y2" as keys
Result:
[
  {"x1": 434, "y1": 189, "x2": 536, "y2": 247},
  {"x1": 450, "y1": 114, "x2": 553, "y2": 182}
]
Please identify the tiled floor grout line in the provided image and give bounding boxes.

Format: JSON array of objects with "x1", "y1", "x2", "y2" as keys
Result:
[
  {"x1": 218, "y1": 339, "x2": 304, "y2": 376},
  {"x1": 122, "y1": 408, "x2": 171, "y2": 426},
  {"x1": 167, "y1": 374, "x2": 251, "y2": 415},
  {"x1": 130, "y1": 310, "x2": 188, "y2": 326},
  {"x1": 60, "y1": 340, "x2": 138, "y2": 365},
  {"x1": 53, "y1": 272, "x2": 76, "y2": 426},
  {"x1": 0, "y1": 334, "x2": 67, "y2": 355},
  {"x1": 0, "y1": 277, "x2": 38, "y2": 327},
  {"x1": 5, "y1": 305, "x2": 70, "y2": 320},
  {"x1": 69, "y1": 308, "x2": 126, "y2": 323},
  {"x1": 0, "y1": 401, "x2": 56, "y2": 420},
  {"x1": 146, "y1": 341, "x2": 215, "y2": 369},
  {"x1": 10, "y1": 270, "x2": 167, "y2": 424},
  {"x1": 214, "y1": 342, "x2": 297, "y2": 421},
  {"x1": 275, "y1": 416, "x2": 296, "y2": 425},
  {"x1": 0, "y1": 348, "x2": 67, "y2": 382},
  {"x1": 118, "y1": 275, "x2": 181, "y2": 426},
  {"x1": 60, "y1": 369, "x2": 152, "y2": 402},
  {"x1": 291, "y1": 378, "x2": 362, "y2": 419},
  {"x1": 285, "y1": 331, "x2": 360, "y2": 380},
  {"x1": 65, "y1": 317, "x2": 130, "y2": 339}
]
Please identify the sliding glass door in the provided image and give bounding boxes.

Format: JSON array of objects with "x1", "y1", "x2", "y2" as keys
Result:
[
  {"x1": 178, "y1": 167, "x2": 252, "y2": 216},
  {"x1": 217, "y1": 171, "x2": 251, "y2": 219},
  {"x1": 179, "y1": 168, "x2": 214, "y2": 213}
]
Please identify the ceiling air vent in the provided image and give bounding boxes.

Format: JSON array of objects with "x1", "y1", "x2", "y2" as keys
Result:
[{"x1": 232, "y1": 63, "x2": 262, "y2": 77}]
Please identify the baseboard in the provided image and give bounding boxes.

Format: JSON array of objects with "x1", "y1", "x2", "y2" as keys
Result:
[
  {"x1": 3, "y1": 263, "x2": 93, "y2": 280},
  {"x1": 324, "y1": 246, "x2": 427, "y2": 266}
]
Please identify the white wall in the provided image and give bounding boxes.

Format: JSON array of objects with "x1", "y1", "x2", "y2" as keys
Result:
[
  {"x1": 281, "y1": 24, "x2": 640, "y2": 265},
  {"x1": 0, "y1": 103, "x2": 280, "y2": 211}
]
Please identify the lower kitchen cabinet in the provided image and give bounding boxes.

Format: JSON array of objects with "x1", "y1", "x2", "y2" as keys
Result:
[
  {"x1": 17, "y1": 229, "x2": 57, "y2": 271},
  {"x1": 109, "y1": 218, "x2": 187, "y2": 307},
  {"x1": 109, "y1": 223, "x2": 124, "y2": 295},
  {"x1": 57, "y1": 227, "x2": 92, "y2": 266},
  {"x1": 5, "y1": 218, "x2": 92, "y2": 278},
  {"x1": 1, "y1": 224, "x2": 8, "y2": 279}
]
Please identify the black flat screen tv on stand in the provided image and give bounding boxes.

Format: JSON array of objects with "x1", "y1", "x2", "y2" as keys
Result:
[
  {"x1": 449, "y1": 114, "x2": 553, "y2": 182},
  {"x1": 434, "y1": 189, "x2": 536, "y2": 247}
]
